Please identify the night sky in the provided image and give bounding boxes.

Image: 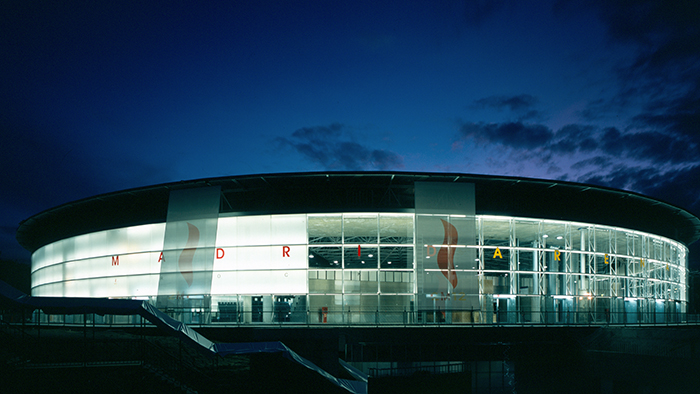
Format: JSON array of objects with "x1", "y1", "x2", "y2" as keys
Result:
[{"x1": 1, "y1": 1, "x2": 699, "y2": 267}]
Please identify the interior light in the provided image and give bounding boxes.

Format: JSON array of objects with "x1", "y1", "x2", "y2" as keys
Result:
[
  {"x1": 543, "y1": 234, "x2": 549, "y2": 238},
  {"x1": 309, "y1": 255, "x2": 314, "y2": 258},
  {"x1": 368, "y1": 254, "x2": 374, "y2": 258},
  {"x1": 387, "y1": 262, "x2": 392, "y2": 264},
  {"x1": 361, "y1": 261, "x2": 365, "y2": 264},
  {"x1": 556, "y1": 236, "x2": 563, "y2": 240}
]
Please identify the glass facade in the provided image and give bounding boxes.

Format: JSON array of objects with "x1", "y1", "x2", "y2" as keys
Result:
[{"x1": 31, "y1": 212, "x2": 688, "y2": 325}]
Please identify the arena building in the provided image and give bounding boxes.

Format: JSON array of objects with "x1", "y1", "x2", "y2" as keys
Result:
[{"x1": 16, "y1": 172, "x2": 700, "y2": 326}]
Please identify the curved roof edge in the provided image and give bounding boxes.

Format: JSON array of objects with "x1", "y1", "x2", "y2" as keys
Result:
[{"x1": 16, "y1": 171, "x2": 700, "y2": 252}]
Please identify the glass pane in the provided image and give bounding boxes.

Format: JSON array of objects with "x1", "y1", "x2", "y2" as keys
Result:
[
  {"x1": 309, "y1": 247, "x2": 342, "y2": 268},
  {"x1": 308, "y1": 215, "x2": 342, "y2": 244},
  {"x1": 596, "y1": 228, "x2": 612, "y2": 253},
  {"x1": 309, "y1": 295, "x2": 342, "y2": 324},
  {"x1": 309, "y1": 270, "x2": 342, "y2": 293},
  {"x1": 484, "y1": 247, "x2": 510, "y2": 270},
  {"x1": 379, "y1": 271, "x2": 412, "y2": 293},
  {"x1": 344, "y1": 216, "x2": 378, "y2": 244},
  {"x1": 379, "y1": 215, "x2": 413, "y2": 244},
  {"x1": 380, "y1": 246, "x2": 413, "y2": 269},
  {"x1": 343, "y1": 270, "x2": 378, "y2": 293},
  {"x1": 482, "y1": 218, "x2": 510, "y2": 246},
  {"x1": 515, "y1": 220, "x2": 538, "y2": 248},
  {"x1": 345, "y1": 246, "x2": 378, "y2": 269},
  {"x1": 517, "y1": 248, "x2": 534, "y2": 272},
  {"x1": 379, "y1": 295, "x2": 412, "y2": 323},
  {"x1": 542, "y1": 222, "x2": 566, "y2": 250},
  {"x1": 345, "y1": 295, "x2": 378, "y2": 324}
]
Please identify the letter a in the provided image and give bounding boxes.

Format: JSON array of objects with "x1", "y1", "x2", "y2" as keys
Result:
[{"x1": 493, "y1": 248, "x2": 502, "y2": 259}]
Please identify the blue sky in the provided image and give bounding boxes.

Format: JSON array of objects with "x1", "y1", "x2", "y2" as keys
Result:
[{"x1": 1, "y1": 1, "x2": 699, "y2": 265}]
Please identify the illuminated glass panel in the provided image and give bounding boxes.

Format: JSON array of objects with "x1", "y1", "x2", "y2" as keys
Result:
[
  {"x1": 309, "y1": 270, "x2": 342, "y2": 294},
  {"x1": 379, "y1": 214, "x2": 413, "y2": 244},
  {"x1": 343, "y1": 270, "x2": 378, "y2": 293},
  {"x1": 344, "y1": 215, "x2": 378, "y2": 244},
  {"x1": 308, "y1": 246, "x2": 342, "y2": 268},
  {"x1": 484, "y1": 247, "x2": 509, "y2": 271},
  {"x1": 379, "y1": 271, "x2": 412, "y2": 293},
  {"x1": 380, "y1": 246, "x2": 412, "y2": 269},
  {"x1": 308, "y1": 215, "x2": 342, "y2": 244},
  {"x1": 482, "y1": 218, "x2": 510, "y2": 246},
  {"x1": 345, "y1": 246, "x2": 377, "y2": 269}
]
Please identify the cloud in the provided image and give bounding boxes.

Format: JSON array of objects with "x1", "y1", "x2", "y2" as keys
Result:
[
  {"x1": 458, "y1": 121, "x2": 553, "y2": 150},
  {"x1": 472, "y1": 94, "x2": 539, "y2": 112},
  {"x1": 600, "y1": 127, "x2": 698, "y2": 165},
  {"x1": 578, "y1": 164, "x2": 700, "y2": 216},
  {"x1": 471, "y1": 94, "x2": 545, "y2": 122},
  {"x1": 280, "y1": 123, "x2": 404, "y2": 170},
  {"x1": 590, "y1": 1, "x2": 700, "y2": 117},
  {"x1": 571, "y1": 156, "x2": 612, "y2": 170},
  {"x1": 549, "y1": 124, "x2": 598, "y2": 153}
]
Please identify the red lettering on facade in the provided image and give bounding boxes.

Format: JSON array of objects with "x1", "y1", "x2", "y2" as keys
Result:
[
  {"x1": 158, "y1": 252, "x2": 164, "y2": 262},
  {"x1": 112, "y1": 256, "x2": 119, "y2": 266},
  {"x1": 358, "y1": 245, "x2": 361, "y2": 257},
  {"x1": 217, "y1": 248, "x2": 225, "y2": 259},
  {"x1": 282, "y1": 246, "x2": 290, "y2": 257},
  {"x1": 426, "y1": 245, "x2": 436, "y2": 257}
]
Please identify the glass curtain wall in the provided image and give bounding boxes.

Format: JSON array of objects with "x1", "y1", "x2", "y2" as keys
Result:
[
  {"x1": 31, "y1": 212, "x2": 688, "y2": 325},
  {"x1": 307, "y1": 213, "x2": 415, "y2": 324}
]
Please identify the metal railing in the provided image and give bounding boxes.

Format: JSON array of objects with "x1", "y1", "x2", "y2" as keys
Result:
[{"x1": 8, "y1": 308, "x2": 700, "y2": 328}]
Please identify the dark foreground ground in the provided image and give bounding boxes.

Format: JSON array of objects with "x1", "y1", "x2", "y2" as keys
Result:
[{"x1": 2, "y1": 323, "x2": 699, "y2": 393}]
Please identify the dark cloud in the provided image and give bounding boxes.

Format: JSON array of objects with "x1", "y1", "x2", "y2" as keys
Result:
[
  {"x1": 579, "y1": 164, "x2": 700, "y2": 217},
  {"x1": 591, "y1": 1, "x2": 700, "y2": 116},
  {"x1": 459, "y1": 121, "x2": 554, "y2": 149},
  {"x1": 472, "y1": 94, "x2": 539, "y2": 112},
  {"x1": 471, "y1": 94, "x2": 545, "y2": 122},
  {"x1": 600, "y1": 127, "x2": 697, "y2": 165},
  {"x1": 280, "y1": 124, "x2": 404, "y2": 171},
  {"x1": 291, "y1": 122, "x2": 343, "y2": 141},
  {"x1": 571, "y1": 156, "x2": 612, "y2": 170},
  {"x1": 549, "y1": 124, "x2": 598, "y2": 153},
  {"x1": 632, "y1": 91, "x2": 700, "y2": 144}
]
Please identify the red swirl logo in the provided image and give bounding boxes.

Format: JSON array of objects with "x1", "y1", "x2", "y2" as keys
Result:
[{"x1": 437, "y1": 219, "x2": 458, "y2": 289}]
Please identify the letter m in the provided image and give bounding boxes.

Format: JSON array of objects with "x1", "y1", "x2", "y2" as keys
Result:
[{"x1": 112, "y1": 256, "x2": 119, "y2": 266}]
